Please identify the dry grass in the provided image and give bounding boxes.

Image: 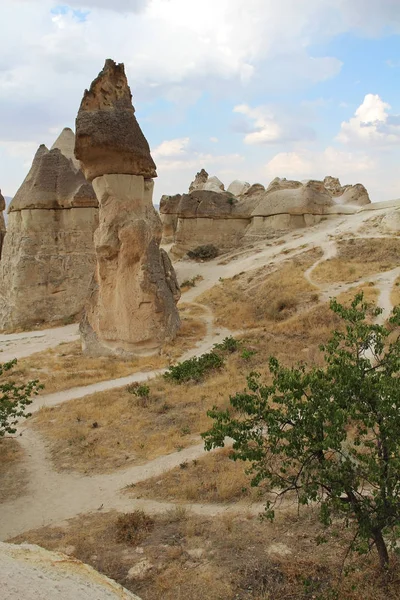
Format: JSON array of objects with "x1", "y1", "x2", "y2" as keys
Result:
[
  {"x1": 11, "y1": 508, "x2": 400, "y2": 600},
  {"x1": 30, "y1": 305, "x2": 343, "y2": 474},
  {"x1": 199, "y1": 248, "x2": 322, "y2": 329},
  {"x1": 10, "y1": 305, "x2": 206, "y2": 395},
  {"x1": 391, "y1": 277, "x2": 400, "y2": 308},
  {"x1": 313, "y1": 238, "x2": 400, "y2": 284},
  {"x1": 0, "y1": 438, "x2": 28, "y2": 503},
  {"x1": 336, "y1": 282, "x2": 379, "y2": 306},
  {"x1": 128, "y1": 447, "x2": 263, "y2": 503}
]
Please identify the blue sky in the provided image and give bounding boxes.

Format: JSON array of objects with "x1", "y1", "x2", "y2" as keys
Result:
[{"x1": 1, "y1": 0, "x2": 400, "y2": 202}]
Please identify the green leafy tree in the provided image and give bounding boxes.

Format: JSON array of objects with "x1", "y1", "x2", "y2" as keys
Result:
[
  {"x1": 0, "y1": 359, "x2": 42, "y2": 436},
  {"x1": 203, "y1": 295, "x2": 400, "y2": 568}
]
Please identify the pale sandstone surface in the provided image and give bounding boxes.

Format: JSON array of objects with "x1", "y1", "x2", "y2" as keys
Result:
[
  {"x1": 227, "y1": 179, "x2": 251, "y2": 196},
  {"x1": 1, "y1": 542, "x2": 141, "y2": 600},
  {"x1": 160, "y1": 189, "x2": 259, "y2": 256},
  {"x1": 189, "y1": 168, "x2": 209, "y2": 192},
  {"x1": 160, "y1": 174, "x2": 371, "y2": 255},
  {"x1": 10, "y1": 130, "x2": 97, "y2": 211},
  {"x1": 0, "y1": 190, "x2": 6, "y2": 258},
  {"x1": 75, "y1": 59, "x2": 156, "y2": 182},
  {"x1": 76, "y1": 59, "x2": 180, "y2": 357},
  {"x1": 80, "y1": 175, "x2": 180, "y2": 356},
  {"x1": 0, "y1": 130, "x2": 98, "y2": 331}
]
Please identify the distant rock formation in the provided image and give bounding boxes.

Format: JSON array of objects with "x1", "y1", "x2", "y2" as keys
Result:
[
  {"x1": 227, "y1": 180, "x2": 251, "y2": 197},
  {"x1": 0, "y1": 128, "x2": 98, "y2": 331},
  {"x1": 160, "y1": 189, "x2": 258, "y2": 257},
  {"x1": 75, "y1": 59, "x2": 180, "y2": 357},
  {"x1": 1, "y1": 542, "x2": 141, "y2": 600},
  {"x1": 160, "y1": 173, "x2": 371, "y2": 256},
  {"x1": 0, "y1": 190, "x2": 6, "y2": 259}
]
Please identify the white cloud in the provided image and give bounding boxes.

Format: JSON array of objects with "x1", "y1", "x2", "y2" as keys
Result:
[
  {"x1": 152, "y1": 137, "x2": 190, "y2": 158},
  {"x1": 234, "y1": 104, "x2": 283, "y2": 144},
  {"x1": 265, "y1": 147, "x2": 375, "y2": 180},
  {"x1": 66, "y1": 0, "x2": 149, "y2": 12},
  {"x1": 2, "y1": 0, "x2": 400, "y2": 195},
  {"x1": 233, "y1": 103, "x2": 316, "y2": 145},
  {"x1": 210, "y1": 137, "x2": 219, "y2": 143},
  {"x1": 337, "y1": 94, "x2": 400, "y2": 145}
]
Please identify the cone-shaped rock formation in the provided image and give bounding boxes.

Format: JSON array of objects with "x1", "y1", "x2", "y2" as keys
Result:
[
  {"x1": 0, "y1": 190, "x2": 6, "y2": 259},
  {"x1": 0, "y1": 128, "x2": 98, "y2": 331},
  {"x1": 75, "y1": 59, "x2": 180, "y2": 357},
  {"x1": 75, "y1": 59, "x2": 157, "y2": 182}
]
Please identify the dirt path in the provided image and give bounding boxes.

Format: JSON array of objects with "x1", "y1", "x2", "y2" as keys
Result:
[
  {"x1": 0, "y1": 324, "x2": 79, "y2": 363},
  {"x1": 2, "y1": 205, "x2": 399, "y2": 542}
]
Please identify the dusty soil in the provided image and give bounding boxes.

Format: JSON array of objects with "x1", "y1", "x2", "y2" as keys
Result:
[
  {"x1": 0, "y1": 438, "x2": 28, "y2": 504},
  {"x1": 2, "y1": 204, "x2": 400, "y2": 600},
  {"x1": 10, "y1": 508, "x2": 400, "y2": 600}
]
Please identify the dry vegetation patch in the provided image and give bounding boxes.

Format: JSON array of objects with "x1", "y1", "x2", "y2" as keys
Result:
[
  {"x1": 199, "y1": 248, "x2": 322, "y2": 329},
  {"x1": 0, "y1": 438, "x2": 28, "y2": 503},
  {"x1": 10, "y1": 305, "x2": 206, "y2": 395},
  {"x1": 11, "y1": 508, "x2": 400, "y2": 600},
  {"x1": 336, "y1": 282, "x2": 379, "y2": 306},
  {"x1": 127, "y1": 447, "x2": 263, "y2": 503},
  {"x1": 30, "y1": 315, "x2": 342, "y2": 474},
  {"x1": 391, "y1": 277, "x2": 400, "y2": 308},
  {"x1": 313, "y1": 238, "x2": 400, "y2": 284}
]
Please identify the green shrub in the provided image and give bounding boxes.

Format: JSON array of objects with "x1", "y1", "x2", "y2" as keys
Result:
[
  {"x1": 213, "y1": 336, "x2": 240, "y2": 353},
  {"x1": 164, "y1": 336, "x2": 240, "y2": 384},
  {"x1": 164, "y1": 351, "x2": 224, "y2": 384},
  {"x1": 0, "y1": 359, "x2": 42, "y2": 436}
]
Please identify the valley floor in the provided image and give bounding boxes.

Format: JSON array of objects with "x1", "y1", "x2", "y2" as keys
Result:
[{"x1": 1, "y1": 204, "x2": 400, "y2": 599}]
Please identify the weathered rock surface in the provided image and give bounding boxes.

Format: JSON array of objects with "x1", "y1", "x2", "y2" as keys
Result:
[
  {"x1": 227, "y1": 180, "x2": 251, "y2": 197},
  {"x1": 75, "y1": 59, "x2": 157, "y2": 182},
  {"x1": 160, "y1": 188, "x2": 259, "y2": 257},
  {"x1": 0, "y1": 190, "x2": 6, "y2": 259},
  {"x1": 189, "y1": 169, "x2": 209, "y2": 193},
  {"x1": 0, "y1": 129, "x2": 98, "y2": 331},
  {"x1": 161, "y1": 173, "x2": 371, "y2": 255},
  {"x1": 189, "y1": 169, "x2": 224, "y2": 193},
  {"x1": 76, "y1": 60, "x2": 180, "y2": 357},
  {"x1": 1, "y1": 542, "x2": 141, "y2": 600}
]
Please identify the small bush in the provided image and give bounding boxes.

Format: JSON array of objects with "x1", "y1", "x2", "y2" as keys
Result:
[
  {"x1": 127, "y1": 383, "x2": 150, "y2": 398},
  {"x1": 115, "y1": 511, "x2": 154, "y2": 545},
  {"x1": 181, "y1": 275, "x2": 203, "y2": 289},
  {"x1": 0, "y1": 359, "x2": 42, "y2": 436},
  {"x1": 187, "y1": 244, "x2": 219, "y2": 261},
  {"x1": 164, "y1": 336, "x2": 239, "y2": 384},
  {"x1": 213, "y1": 336, "x2": 240, "y2": 353},
  {"x1": 164, "y1": 351, "x2": 224, "y2": 384},
  {"x1": 241, "y1": 348, "x2": 256, "y2": 361},
  {"x1": 127, "y1": 383, "x2": 151, "y2": 407}
]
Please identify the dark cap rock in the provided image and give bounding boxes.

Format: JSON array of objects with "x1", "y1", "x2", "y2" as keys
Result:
[{"x1": 75, "y1": 59, "x2": 157, "y2": 182}]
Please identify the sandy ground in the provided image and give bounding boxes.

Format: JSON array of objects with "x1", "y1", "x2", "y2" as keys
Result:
[
  {"x1": 1, "y1": 204, "x2": 399, "y2": 542},
  {"x1": 0, "y1": 324, "x2": 79, "y2": 363}
]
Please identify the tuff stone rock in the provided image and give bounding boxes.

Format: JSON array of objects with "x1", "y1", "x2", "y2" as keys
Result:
[
  {"x1": 0, "y1": 129, "x2": 98, "y2": 331},
  {"x1": 0, "y1": 190, "x2": 6, "y2": 259},
  {"x1": 227, "y1": 180, "x2": 251, "y2": 197},
  {"x1": 76, "y1": 60, "x2": 180, "y2": 357},
  {"x1": 75, "y1": 59, "x2": 157, "y2": 182},
  {"x1": 1, "y1": 542, "x2": 141, "y2": 600},
  {"x1": 160, "y1": 189, "x2": 258, "y2": 257},
  {"x1": 161, "y1": 174, "x2": 371, "y2": 254},
  {"x1": 189, "y1": 169, "x2": 208, "y2": 193},
  {"x1": 188, "y1": 169, "x2": 224, "y2": 193}
]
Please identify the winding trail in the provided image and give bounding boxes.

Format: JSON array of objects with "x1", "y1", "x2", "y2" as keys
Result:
[{"x1": 1, "y1": 205, "x2": 399, "y2": 541}]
